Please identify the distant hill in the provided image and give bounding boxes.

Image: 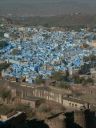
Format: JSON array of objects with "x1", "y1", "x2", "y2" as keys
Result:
[
  {"x1": 0, "y1": 0, "x2": 96, "y2": 16},
  {"x1": 0, "y1": 14, "x2": 96, "y2": 31},
  {"x1": 4, "y1": 15, "x2": 96, "y2": 29}
]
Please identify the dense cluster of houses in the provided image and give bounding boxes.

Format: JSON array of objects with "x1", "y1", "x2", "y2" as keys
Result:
[{"x1": 0, "y1": 26, "x2": 96, "y2": 83}]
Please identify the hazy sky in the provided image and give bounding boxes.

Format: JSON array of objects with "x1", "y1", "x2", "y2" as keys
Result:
[{"x1": 0, "y1": 0, "x2": 96, "y2": 16}]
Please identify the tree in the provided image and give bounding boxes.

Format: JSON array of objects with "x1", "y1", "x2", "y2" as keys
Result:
[
  {"x1": 73, "y1": 75, "x2": 82, "y2": 84},
  {"x1": 79, "y1": 64, "x2": 90, "y2": 74},
  {"x1": 35, "y1": 75, "x2": 45, "y2": 84},
  {"x1": 51, "y1": 71, "x2": 65, "y2": 81},
  {"x1": 83, "y1": 55, "x2": 96, "y2": 62},
  {"x1": 0, "y1": 63, "x2": 10, "y2": 72},
  {"x1": 0, "y1": 32, "x2": 4, "y2": 38},
  {"x1": 64, "y1": 70, "x2": 69, "y2": 81},
  {"x1": 0, "y1": 87, "x2": 11, "y2": 102},
  {"x1": 87, "y1": 78, "x2": 94, "y2": 84},
  {"x1": 0, "y1": 40, "x2": 8, "y2": 49},
  {"x1": 82, "y1": 43, "x2": 89, "y2": 48},
  {"x1": 56, "y1": 81, "x2": 69, "y2": 89}
]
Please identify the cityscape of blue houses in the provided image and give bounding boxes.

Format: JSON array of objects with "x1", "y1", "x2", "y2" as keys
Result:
[{"x1": 0, "y1": 26, "x2": 96, "y2": 83}]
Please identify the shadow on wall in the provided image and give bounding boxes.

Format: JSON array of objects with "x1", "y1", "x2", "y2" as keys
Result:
[
  {"x1": 0, "y1": 110, "x2": 96, "y2": 128},
  {"x1": 65, "y1": 110, "x2": 96, "y2": 128},
  {"x1": 85, "y1": 110, "x2": 96, "y2": 128},
  {"x1": 25, "y1": 110, "x2": 96, "y2": 128},
  {"x1": 65, "y1": 112, "x2": 82, "y2": 128},
  {"x1": 26, "y1": 119, "x2": 49, "y2": 128}
]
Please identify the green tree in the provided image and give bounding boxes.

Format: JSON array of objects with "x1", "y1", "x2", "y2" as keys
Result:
[
  {"x1": 87, "y1": 78, "x2": 94, "y2": 84},
  {"x1": 51, "y1": 71, "x2": 65, "y2": 81},
  {"x1": 0, "y1": 40, "x2": 8, "y2": 49},
  {"x1": 0, "y1": 32, "x2": 4, "y2": 38},
  {"x1": 56, "y1": 81, "x2": 69, "y2": 89},
  {"x1": 0, "y1": 87, "x2": 11, "y2": 101},
  {"x1": 35, "y1": 75, "x2": 45, "y2": 84},
  {"x1": 0, "y1": 63, "x2": 10, "y2": 71}
]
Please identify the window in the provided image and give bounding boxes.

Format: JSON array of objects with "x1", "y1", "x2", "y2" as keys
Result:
[
  {"x1": 75, "y1": 104, "x2": 77, "y2": 107},
  {"x1": 72, "y1": 104, "x2": 74, "y2": 107}
]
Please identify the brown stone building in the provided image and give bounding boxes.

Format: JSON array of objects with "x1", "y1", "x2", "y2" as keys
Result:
[
  {"x1": 7, "y1": 82, "x2": 89, "y2": 110},
  {"x1": 20, "y1": 97, "x2": 43, "y2": 108},
  {"x1": 63, "y1": 97, "x2": 89, "y2": 110}
]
